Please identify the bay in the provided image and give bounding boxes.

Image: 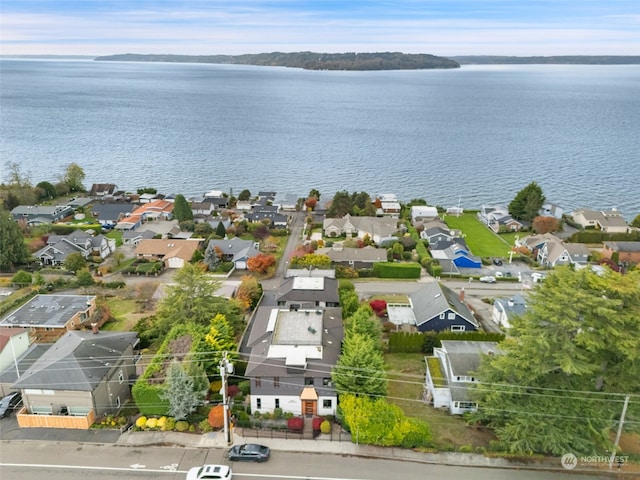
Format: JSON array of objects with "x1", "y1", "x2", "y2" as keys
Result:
[{"x1": 1, "y1": 59, "x2": 638, "y2": 218}]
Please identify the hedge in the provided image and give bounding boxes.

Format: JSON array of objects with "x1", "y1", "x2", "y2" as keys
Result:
[
  {"x1": 388, "y1": 331, "x2": 506, "y2": 353},
  {"x1": 372, "y1": 262, "x2": 421, "y2": 279}
]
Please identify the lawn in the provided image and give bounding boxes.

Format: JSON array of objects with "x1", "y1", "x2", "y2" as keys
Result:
[
  {"x1": 102, "y1": 296, "x2": 146, "y2": 331},
  {"x1": 385, "y1": 352, "x2": 496, "y2": 450},
  {"x1": 443, "y1": 213, "x2": 514, "y2": 259}
]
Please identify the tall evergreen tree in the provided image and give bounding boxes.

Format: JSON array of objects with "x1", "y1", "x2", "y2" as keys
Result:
[
  {"x1": 173, "y1": 194, "x2": 193, "y2": 222},
  {"x1": 332, "y1": 332, "x2": 387, "y2": 398},
  {"x1": 508, "y1": 181, "x2": 545, "y2": 221},
  {"x1": 471, "y1": 267, "x2": 640, "y2": 455},
  {"x1": 0, "y1": 210, "x2": 30, "y2": 271},
  {"x1": 160, "y1": 360, "x2": 208, "y2": 420}
]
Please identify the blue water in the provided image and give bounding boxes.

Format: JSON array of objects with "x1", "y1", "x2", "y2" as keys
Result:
[{"x1": 1, "y1": 59, "x2": 639, "y2": 218}]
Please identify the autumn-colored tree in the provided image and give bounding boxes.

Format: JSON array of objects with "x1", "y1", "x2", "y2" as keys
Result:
[
  {"x1": 235, "y1": 275, "x2": 262, "y2": 310},
  {"x1": 208, "y1": 404, "x2": 225, "y2": 428},
  {"x1": 532, "y1": 215, "x2": 560, "y2": 234},
  {"x1": 369, "y1": 299, "x2": 387, "y2": 317},
  {"x1": 252, "y1": 224, "x2": 270, "y2": 240},
  {"x1": 289, "y1": 253, "x2": 331, "y2": 269},
  {"x1": 305, "y1": 196, "x2": 317, "y2": 210},
  {"x1": 247, "y1": 253, "x2": 276, "y2": 274}
]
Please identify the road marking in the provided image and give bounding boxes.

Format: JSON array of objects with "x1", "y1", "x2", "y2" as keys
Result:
[{"x1": 130, "y1": 463, "x2": 146, "y2": 469}]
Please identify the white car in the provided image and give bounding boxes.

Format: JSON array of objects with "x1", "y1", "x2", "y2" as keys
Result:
[
  {"x1": 479, "y1": 276, "x2": 497, "y2": 283},
  {"x1": 186, "y1": 465, "x2": 232, "y2": 480},
  {"x1": 531, "y1": 272, "x2": 546, "y2": 283}
]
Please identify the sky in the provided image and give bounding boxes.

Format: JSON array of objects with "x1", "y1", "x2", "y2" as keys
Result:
[{"x1": 1, "y1": 0, "x2": 639, "y2": 57}]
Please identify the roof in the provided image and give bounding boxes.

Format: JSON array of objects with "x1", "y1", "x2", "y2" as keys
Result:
[
  {"x1": 135, "y1": 239, "x2": 202, "y2": 262},
  {"x1": 243, "y1": 306, "x2": 343, "y2": 378},
  {"x1": 207, "y1": 238, "x2": 258, "y2": 255},
  {"x1": 603, "y1": 241, "x2": 640, "y2": 252},
  {"x1": 12, "y1": 330, "x2": 138, "y2": 391},
  {"x1": 0, "y1": 343, "x2": 52, "y2": 387},
  {"x1": 409, "y1": 283, "x2": 477, "y2": 328},
  {"x1": 441, "y1": 340, "x2": 501, "y2": 378},
  {"x1": 276, "y1": 276, "x2": 340, "y2": 305},
  {"x1": 0, "y1": 295, "x2": 95, "y2": 329},
  {"x1": 494, "y1": 295, "x2": 528, "y2": 317},
  {"x1": 316, "y1": 246, "x2": 387, "y2": 263}
]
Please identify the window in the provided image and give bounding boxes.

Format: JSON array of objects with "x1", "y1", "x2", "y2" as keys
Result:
[
  {"x1": 439, "y1": 313, "x2": 445, "y2": 319},
  {"x1": 275, "y1": 398, "x2": 280, "y2": 409},
  {"x1": 118, "y1": 370, "x2": 124, "y2": 384},
  {"x1": 256, "y1": 398, "x2": 262, "y2": 410},
  {"x1": 255, "y1": 377, "x2": 261, "y2": 388},
  {"x1": 323, "y1": 378, "x2": 332, "y2": 387},
  {"x1": 323, "y1": 399, "x2": 332, "y2": 409},
  {"x1": 116, "y1": 396, "x2": 121, "y2": 408},
  {"x1": 448, "y1": 312, "x2": 456, "y2": 320},
  {"x1": 451, "y1": 325, "x2": 465, "y2": 332},
  {"x1": 273, "y1": 377, "x2": 280, "y2": 388},
  {"x1": 305, "y1": 377, "x2": 314, "y2": 385}
]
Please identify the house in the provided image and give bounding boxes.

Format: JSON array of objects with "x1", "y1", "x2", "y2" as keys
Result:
[
  {"x1": 115, "y1": 199, "x2": 174, "y2": 231},
  {"x1": 410, "y1": 205, "x2": 439, "y2": 224},
  {"x1": 419, "y1": 220, "x2": 456, "y2": 244},
  {"x1": 191, "y1": 201, "x2": 216, "y2": 222},
  {"x1": 522, "y1": 234, "x2": 590, "y2": 268},
  {"x1": 122, "y1": 229, "x2": 157, "y2": 246},
  {"x1": 34, "y1": 229, "x2": 116, "y2": 266},
  {"x1": 315, "y1": 245, "x2": 387, "y2": 269},
  {"x1": 571, "y1": 208, "x2": 629, "y2": 233},
  {"x1": 243, "y1": 305, "x2": 343, "y2": 417},
  {"x1": 205, "y1": 238, "x2": 261, "y2": 270},
  {"x1": 276, "y1": 276, "x2": 340, "y2": 308},
  {"x1": 425, "y1": 340, "x2": 500, "y2": 415},
  {"x1": 478, "y1": 205, "x2": 523, "y2": 233},
  {"x1": 377, "y1": 194, "x2": 402, "y2": 218},
  {"x1": 430, "y1": 240, "x2": 481, "y2": 269},
  {"x1": 387, "y1": 282, "x2": 478, "y2": 332},
  {"x1": 323, "y1": 214, "x2": 398, "y2": 245},
  {"x1": 0, "y1": 295, "x2": 96, "y2": 343},
  {"x1": 492, "y1": 295, "x2": 527, "y2": 329},
  {"x1": 10, "y1": 205, "x2": 74, "y2": 225},
  {"x1": 202, "y1": 190, "x2": 229, "y2": 210},
  {"x1": 539, "y1": 202, "x2": 564, "y2": 219},
  {"x1": 272, "y1": 193, "x2": 299, "y2": 212},
  {"x1": 91, "y1": 202, "x2": 137, "y2": 225},
  {"x1": 88, "y1": 183, "x2": 118, "y2": 199},
  {"x1": 134, "y1": 239, "x2": 202, "y2": 269},
  {"x1": 602, "y1": 241, "x2": 640, "y2": 266},
  {"x1": 245, "y1": 210, "x2": 289, "y2": 228},
  {"x1": 12, "y1": 330, "x2": 139, "y2": 428}
]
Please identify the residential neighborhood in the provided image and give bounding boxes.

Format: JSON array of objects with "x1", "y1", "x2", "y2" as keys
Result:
[{"x1": 1, "y1": 174, "x2": 639, "y2": 472}]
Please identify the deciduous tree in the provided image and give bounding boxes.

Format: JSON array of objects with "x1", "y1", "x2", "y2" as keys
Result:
[
  {"x1": 332, "y1": 332, "x2": 387, "y2": 398},
  {"x1": 64, "y1": 252, "x2": 86, "y2": 273},
  {"x1": 247, "y1": 253, "x2": 276, "y2": 274},
  {"x1": 62, "y1": 162, "x2": 86, "y2": 192},
  {"x1": 532, "y1": 215, "x2": 560, "y2": 234}
]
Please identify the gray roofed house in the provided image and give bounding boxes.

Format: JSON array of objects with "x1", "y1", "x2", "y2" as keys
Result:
[
  {"x1": 88, "y1": 183, "x2": 118, "y2": 198},
  {"x1": 12, "y1": 330, "x2": 139, "y2": 424},
  {"x1": 275, "y1": 276, "x2": 340, "y2": 308},
  {"x1": 602, "y1": 241, "x2": 640, "y2": 266},
  {"x1": 0, "y1": 295, "x2": 97, "y2": 343},
  {"x1": 315, "y1": 245, "x2": 387, "y2": 269},
  {"x1": 34, "y1": 229, "x2": 116, "y2": 266},
  {"x1": 272, "y1": 193, "x2": 299, "y2": 211},
  {"x1": 0, "y1": 343, "x2": 51, "y2": 397},
  {"x1": 245, "y1": 210, "x2": 289, "y2": 228},
  {"x1": 205, "y1": 237, "x2": 261, "y2": 270},
  {"x1": 492, "y1": 294, "x2": 528, "y2": 329},
  {"x1": 572, "y1": 208, "x2": 629, "y2": 233},
  {"x1": 91, "y1": 202, "x2": 137, "y2": 223},
  {"x1": 11, "y1": 205, "x2": 74, "y2": 225},
  {"x1": 425, "y1": 340, "x2": 501, "y2": 415},
  {"x1": 406, "y1": 282, "x2": 478, "y2": 332},
  {"x1": 243, "y1": 306, "x2": 343, "y2": 417},
  {"x1": 323, "y1": 214, "x2": 398, "y2": 245},
  {"x1": 122, "y1": 229, "x2": 157, "y2": 245}
]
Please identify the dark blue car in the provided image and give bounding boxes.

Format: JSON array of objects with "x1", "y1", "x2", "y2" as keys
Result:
[{"x1": 228, "y1": 443, "x2": 270, "y2": 462}]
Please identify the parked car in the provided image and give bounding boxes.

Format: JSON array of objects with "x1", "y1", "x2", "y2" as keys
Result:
[
  {"x1": 228, "y1": 443, "x2": 270, "y2": 462},
  {"x1": 479, "y1": 276, "x2": 497, "y2": 283},
  {"x1": 0, "y1": 391, "x2": 22, "y2": 418},
  {"x1": 495, "y1": 271, "x2": 504, "y2": 278},
  {"x1": 186, "y1": 464, "x2": 232, "y2": 480},
  {"x1": 492, "y1": 258, "x2": 503, "y2": 266},
  {"x1": 531, "y1": 272, "x2": 547, "y2": 283}
]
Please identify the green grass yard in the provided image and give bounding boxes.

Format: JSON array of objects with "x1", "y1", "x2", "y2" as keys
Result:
[
  {"x1": 443, "y1": 213, "x2": 515, "y2": 259},
  {"x1": 384, "y1": 353, "x2": 495, "y2": 450}
]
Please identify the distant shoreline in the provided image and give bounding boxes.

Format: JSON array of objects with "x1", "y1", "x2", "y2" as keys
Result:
[{"x1": 3, "y1": 53, "x2": 640, "y2": 66}]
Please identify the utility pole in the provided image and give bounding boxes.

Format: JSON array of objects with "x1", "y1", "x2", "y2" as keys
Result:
[
  {"x1": 609, "y1": 395, "x2": 630, "y2": 469},
  {"x1": 219, "y1": 352, "x2": 234, "y2": 445}
]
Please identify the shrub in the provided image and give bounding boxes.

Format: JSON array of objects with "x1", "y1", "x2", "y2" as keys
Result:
[
  {"x1": 146, "y1": 417, "x2": 158, "y2": 429},
  {"x1": 287, "y1": 416, "x2": 304, "y2": 431},
  {"x1": 199, "y1": 419, "x2": 214, "y2": 433},
  {"x1": 238, "y1": 380, "x2": 251, "y2": 396},
  {"x1": 135, "y1": 416, "x2": 147, "y2": 428},
  {"x1": 273, "y1": 408, "x2": 283, "y2": 420},
  {"x1": 175, "y1": 420, "x2": 190, "y2": 432},
  {"x1": 164, "y1": 417, "x2": 176, "y2": 431},
  {"x1": 312, "y1": 416, "x2": 324, "y2": 431},
  {"x1": 458, "y1": 445, "x2": 474, "y2": 453},
  {"x1": 320, "y1": 420, "x2": 332, "y2": 434},
  {"x1": 227, "y1": 385, "x2": 240, "y2": 398},
  {"x1": 208, "y1": 405, "x2": 225, "y2": 428}
]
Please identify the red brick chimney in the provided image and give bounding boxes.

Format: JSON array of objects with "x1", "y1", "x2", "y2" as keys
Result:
[{"x1": 91, "y1": 322, "x2": 99, "y2": 334}]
